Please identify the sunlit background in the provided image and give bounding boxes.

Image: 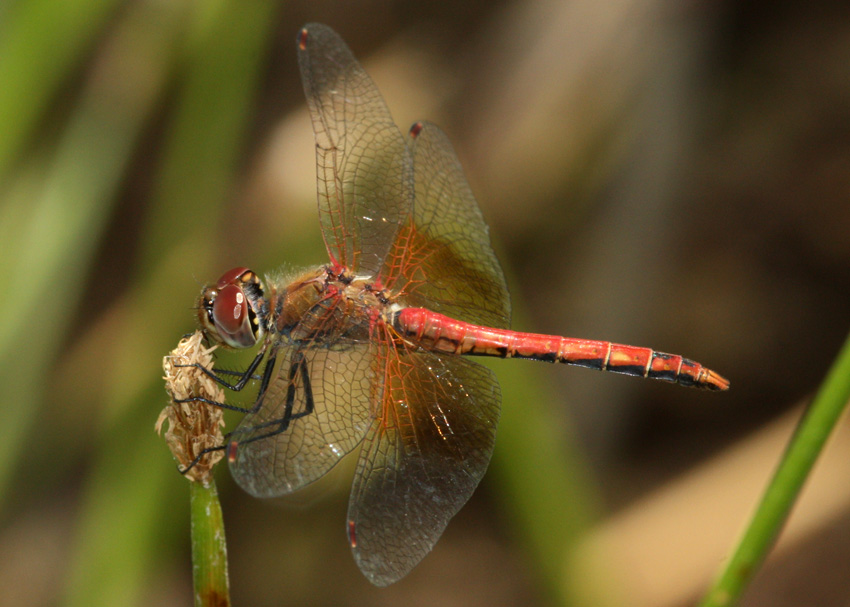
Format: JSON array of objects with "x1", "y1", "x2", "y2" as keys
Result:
[{"x1": 2, "y1": 1, "x2": 849, "y2": 605}]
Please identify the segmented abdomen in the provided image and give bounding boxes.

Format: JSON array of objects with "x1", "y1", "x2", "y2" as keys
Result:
[{"x1": 392, "y1": 307, "x2": 729, "y2": 391}]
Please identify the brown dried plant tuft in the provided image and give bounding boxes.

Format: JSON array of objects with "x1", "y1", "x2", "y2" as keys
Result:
[{"x1": 158, "y1": 330, "x2": 225, "y2": 484}]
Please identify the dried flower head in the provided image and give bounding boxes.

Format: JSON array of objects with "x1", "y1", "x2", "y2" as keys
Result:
[{"x1": 158, "y1": 330, "x2": 226, "y2": 484}]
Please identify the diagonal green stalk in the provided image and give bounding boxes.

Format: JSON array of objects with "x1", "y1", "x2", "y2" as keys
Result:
[
  {"x1": 698, "y1": 330, "x2": 850, "y2": 606},
  {"x1": 191, "y1": 480, "x2": 230, "y2": 607}
]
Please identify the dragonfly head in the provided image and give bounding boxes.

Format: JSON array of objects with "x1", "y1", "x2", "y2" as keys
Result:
[{"x1": 198, "y1": 267, "x2": 266, "y2": 349}]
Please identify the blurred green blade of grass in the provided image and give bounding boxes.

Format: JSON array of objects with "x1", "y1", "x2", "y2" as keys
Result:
[
  {"x1": 0, "y1": 0, "x2": 123, "y2": 179},
  {"x1": 61, "y1": 1, "x2": 279, "y2": 605},
  {"x1": 699, "y1": 329, "x2": 850, "y2": 607},
  {"x1": 486, "y1": 301, "x2": 621, "y2": 607},
  {"x1": 136, "y1": 0, "x2": 279, "y2": 274},
  {"x1": 63, "y1": 385, "x2": 180, "y2": 607},
  {"x1": 0, "y1": 0, "x2": 192, "y2": 500}
]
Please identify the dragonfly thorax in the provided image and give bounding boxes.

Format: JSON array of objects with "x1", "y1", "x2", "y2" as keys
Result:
[{"x1": 271, "y1": 265, "x2": 395, "y2": 345}]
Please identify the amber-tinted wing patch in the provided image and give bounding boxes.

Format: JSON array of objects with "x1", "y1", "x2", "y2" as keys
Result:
[
  {"x1": 382, "y1": 121, "x2": 510, "y2": 329},
  {"x1": 347, "y1": 339, "x2": 500, "y2": 586}
]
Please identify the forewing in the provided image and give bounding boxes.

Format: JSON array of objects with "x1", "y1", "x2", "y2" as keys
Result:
[
  {"x1": 347, "y1": 348, "x2": 501, "y2": 586},
  {"x1": 383, "y1": 121, "x2": 511, "y2": 328},
  {"x1": 297, "y1": 23, "x2": 413, "y2": 276},
  {"x1": 229, "y1": 341, "x2": 378, "y2": 498}
]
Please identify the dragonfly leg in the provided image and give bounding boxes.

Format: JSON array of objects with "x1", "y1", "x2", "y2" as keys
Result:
[
  {"x1": 173, "y1": 345, "x2": 278, "y2": 416},
  {"x1": 173, "y1": 382, "x2": 265, "y2": 474},
  {"x1": 175, "y1": 348, "x2": 276, "y2": 475},
  {"x1": 172, "y1": 395, "x2": 253, "y2": 414},
  {"x1": 227, "y1": 350, "x2": 315, "y2": 456},
  {"x1": 176, "y1": 353, "x2": 281, "y2": 476},
  {"x1": 177, "y1": 444, "x2": 226, "y2": 475},
  {"x1": 177, "y1": 365, "x2": 285, "y2": 475},
  {"x1": 214, "y1": 368, "x2": 263, "y2": 381},
  {"x1": 175, "y1": 343, "x2": 268, "y2": 391}
]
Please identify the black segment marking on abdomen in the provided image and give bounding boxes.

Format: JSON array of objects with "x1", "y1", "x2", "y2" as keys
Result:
[
  {"x1": 648, "y1": 369, "x2": 679, "y2": 382},
  {"x1": 569, "y1": 358, "x2": 605, "y2": 370},
  {"x1": 607, "y1": 364, "x2": 646, "y2": 377}
]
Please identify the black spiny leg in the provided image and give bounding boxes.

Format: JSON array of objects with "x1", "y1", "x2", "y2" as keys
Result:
[
  {"x1": 215, "y1": 368, "x2": 263, "y2": 381},
  {"x1": 173, "y1": 343, "x2": 276, "y2": 414},
  {"x1": 226, "y1": 349, "x2": 315, "y2": 460},
  {"x1": 176, "y1": 349, "x2": 278, "y2": 474},
  {"x1": 176, "y1": 343, "x2": 268, "y2": 392}
]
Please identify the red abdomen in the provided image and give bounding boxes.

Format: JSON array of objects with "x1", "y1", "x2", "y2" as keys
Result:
[{"x1": 392, "y1": 307, "x2": 729, "y2": 391}]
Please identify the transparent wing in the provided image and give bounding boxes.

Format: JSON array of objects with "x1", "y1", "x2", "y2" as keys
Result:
[
  {"x1": 228, "y1": 341, "x2": 378, "y2": 497},
  {"x1": 297, "y1": 23, "x2": 412, "y2": 276},
  {"x1": 347, "y1": 347, "x2": 501, "y2": 586},
  {"x1": 383, "y1": 121, "x2": 511, "y2": 329}
]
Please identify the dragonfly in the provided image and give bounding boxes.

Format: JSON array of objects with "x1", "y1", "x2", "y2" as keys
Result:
[{"x1": 184, "y1": 22, "x2": 728, "y2": 586}]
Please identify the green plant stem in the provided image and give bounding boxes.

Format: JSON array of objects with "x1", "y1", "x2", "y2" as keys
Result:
[
  {"x1": 699, "y1": 331, "x2": 850, "y2": 607},
  {"x1": 191, "y1": 480, "x2": 230, "y2": 607}
]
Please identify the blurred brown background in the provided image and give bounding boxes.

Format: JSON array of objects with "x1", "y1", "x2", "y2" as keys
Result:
[{"x1": 1, "y1": 0, "x2": 849, "y2": 605}]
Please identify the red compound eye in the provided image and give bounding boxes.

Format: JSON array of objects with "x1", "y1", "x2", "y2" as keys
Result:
[
  {"x1": 199, "y1": 267, "x2": 262, "y2": 348},
  {"x1": 212, "y1": 284, "x2": 247, "y2": 337},
  {"x1": 216, "y1": 266, "x2": 251, "y2": 289}
]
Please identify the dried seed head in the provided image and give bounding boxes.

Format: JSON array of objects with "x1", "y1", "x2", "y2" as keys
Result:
[{"x1": 158, "y1": 330, "x2": 225, "y2": 484}]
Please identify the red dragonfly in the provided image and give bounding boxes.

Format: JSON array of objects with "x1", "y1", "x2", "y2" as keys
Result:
[{"x1": 187, "y1": 23, "x2": 728, "y2": 586}]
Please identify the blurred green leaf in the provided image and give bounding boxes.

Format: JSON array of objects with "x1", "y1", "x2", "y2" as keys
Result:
[
  {"x1": 0, "y1": 0, "x2": 123, "y2": 178},
  {"x1": 0, "y1": 0, "x2": 191, "y2": 502}
]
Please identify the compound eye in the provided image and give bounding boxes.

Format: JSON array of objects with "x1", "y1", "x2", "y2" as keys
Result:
[
  {"x1": 197, "y1": 266, "x2": 263, "y2": 348},
  {"x1": 212, "y1": 284, "x2": 246, "y2": 332},
  {"x1": 210, "y1": 283, "x2": 257, "y2": 348},
  {"x1": 216, "y1": 267, "x2": 251, "y2": 289}
]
